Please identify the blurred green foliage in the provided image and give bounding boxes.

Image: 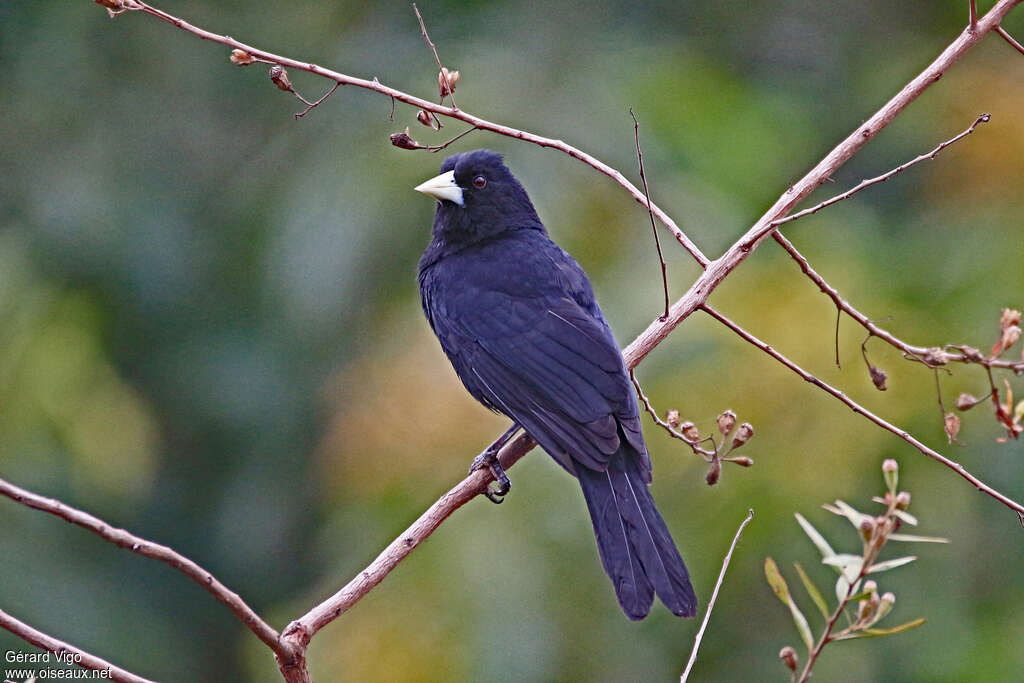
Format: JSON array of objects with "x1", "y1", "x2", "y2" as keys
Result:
[{"x1": 1, "y1": 1, "x2": 1022, "y2": 681}]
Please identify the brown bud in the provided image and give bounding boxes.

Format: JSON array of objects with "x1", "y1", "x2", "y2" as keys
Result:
[
  {"x1": 731, "y1": 422, "x2": 754, "y2": 449},
  {"x1": 779, "y1": 646, "x2": 799, "y2": 672},
  {"x1": 859, "y1": 517, "x2": 875, "y2": 541},
  {"x1": 998, "y1": 326, "x2": 1022, "y2": 355},
  {"x1": 728, "y1": 456, "x2": 754, "y2": 467},
  {"x1": 922, "y1": 347, "x2": 949, "y2": 366},
  {"x1": 955, "y1": 393, "x2": 980, "y2": 411},
  {"x1": 679, "y1": 421, "x2": 699, "y2": 442},
  {"x1": 665, "y1": 409, "x2": 681, "y2": 430},
  {"x1": 389, "y1": 128, "x2": 421, "y2": 150},
  {"x1": 269, "y1": 65, "x2": 292, "y2": 92},
  {"x1": 716, "y1": 410, "x2": 736, "y2": 436},
  {"x1": 438, "y1": 67, "x2": 460, "y2": 98},
  {"x1": 230, "y1": 49, "x2": 256, "y2": 66},
  {"x1": 868, "y1": 364, "x2": 888, "y2": 391},
  {"x1": 1001, "y1": 308, "x2": 1022, "y2": 329},
  {"x1": 895, "y1": 491, "x2": 911, "y2": 509},
  {"x1": 416, "y1": 109, "x2": 434, "y2": 128},
  {"x1": 705, "y1": 459, "x2": 721, "y2": 486},
  {"x1": 962, "y1": 346, "x2": 983, "y2": 361},
  {"x1": 944, "y1": 412, "x2": 961, "y2": 443}
]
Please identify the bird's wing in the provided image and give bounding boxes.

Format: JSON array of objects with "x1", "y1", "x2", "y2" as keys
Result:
[{"x1": 434, "y1": 279, "x2": 647, "y2": 475}]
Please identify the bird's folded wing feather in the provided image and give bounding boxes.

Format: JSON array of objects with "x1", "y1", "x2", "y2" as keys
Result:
[{"x1": 434, "y1": 281, "x2": 647, "y2": 475}]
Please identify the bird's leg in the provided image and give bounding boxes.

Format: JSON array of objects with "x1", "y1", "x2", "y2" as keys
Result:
[{"x1": 470, "y1": 423, "x2": 520, "y2": 503}]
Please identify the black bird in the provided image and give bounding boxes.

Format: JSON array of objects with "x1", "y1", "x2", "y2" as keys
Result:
[{"x1": 415, "y1": 149, "x2": 697, "y2": 620}]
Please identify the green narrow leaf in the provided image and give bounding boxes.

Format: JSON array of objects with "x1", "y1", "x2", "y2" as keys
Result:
[
  {"x1": 867, "y1": 556, "x2": 917, "y2": 573},
  {"x1": 888, "y1": 533, "x2": 949, "y2": 543},
  {"x1": 825, "y1": 500, "x2": 871, "y2": 530},
  {"x1": 765, "y1": 557, "x2": 792, "y2": 603},
  {"x1": 892, "y1": 509, "x2": 919, "y2": 526},
  {"x1": 794, "y1": 562, "x2": 830, "y2": 619},
  {"x1": 821, "y1": 554, "x2": 864, "y2": 569},
  {"x1": 859, "y1": 618, "x2": 926, "y2": 638},
  {"x1": 765, "y1": 557, "x2": 815, "y2": 652},
  {"x1": 794, "y1": 513, "x2": 836, "y2": 559}
]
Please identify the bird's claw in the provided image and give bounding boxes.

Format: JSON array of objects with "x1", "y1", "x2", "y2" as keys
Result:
[{"x1": 471, "y1": 447, "x2": 511, "y2": 504}]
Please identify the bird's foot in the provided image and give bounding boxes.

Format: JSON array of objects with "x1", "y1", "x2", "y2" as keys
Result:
[{"x1": 470, "y1": 447, "x2": 511, "y2": 504}]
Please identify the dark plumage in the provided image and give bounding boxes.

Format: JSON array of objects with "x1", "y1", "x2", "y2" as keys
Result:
[{"x1": 415, "y1": 149, "x2": 697, "y2": 620}]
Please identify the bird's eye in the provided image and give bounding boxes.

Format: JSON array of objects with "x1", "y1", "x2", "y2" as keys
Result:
[{"x1": 472, "y1": 175, "x2": 487, "y2": 189}]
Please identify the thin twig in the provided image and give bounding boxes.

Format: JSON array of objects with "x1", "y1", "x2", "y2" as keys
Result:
[
  {"x1": 630, "y1": 108, "x2": 670, "y2": 320},
  {"x1": 770, "y1": 114, "x2": 991, "y2": 230},
  {"x1": 996, "y1": 24, "x2": 1024, "y2": 53},
  {"x1": 622, "y1": 4, "x2": 1019, "y2": 372},
  {"x1": 700, "y1": 304, "x2": 1024, "y2": 517},
  {"x1": 0, "y1": 607, "x2": 158, "y2": 683},
  {"x1": 681, "y1": 508, "x2": 754, "y2": 683},
  {"x1": 970, "y1": 0, "x2": 979, "y2": 30},
  {"x1": 294, "y1": 80, "x2": 341, "y2": 119},
  {"x1": 412, "y1": 3, "x2": 457, "y2": 110},
  {"x1": 114, "y1": 0, "x2": 710, "y2": 265},
  {"x1": 0, "y1": 476, "x2": 290, "y2": 662},
  {"x1": 773, "y1": 231, "x2": 1024, "y2": 371},
  {"x1": 630, "y1": 370, "x2": 716, "y2": 459}
]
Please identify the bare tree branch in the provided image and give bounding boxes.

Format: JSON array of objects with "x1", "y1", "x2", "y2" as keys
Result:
[
  {"x1": 0, "y1": 476, "x2": 290, "y2": 662},
  {"x1": 769, "y1": 114, "x2": 991, "y2": 230},
  {"x1": 700, "y1": 304, "x2": 1024, "y2": 517},
  {"x1": 105, "y1": 0, "x2": 710, "y2": 267},
  {"x1": 773, "y1": 231, "x2": 1024, "y2": 372},
  {"x1": 621, "y1": 0, "x2": 1022, "y2": 372},
  {"x1": 279, "y1": 433, "x2": 536, "y2": 651},
  {"x1": 996, "y1": 24, "x2": 1024, "y2": 53},
  {"x1": 630, "y1": 108, "x2": 671, "y2": 320},
  {"x1": 0, "y1": 607, "x2": 157, "y2": 683}
]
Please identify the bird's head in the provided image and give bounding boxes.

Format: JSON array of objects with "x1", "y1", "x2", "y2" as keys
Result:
[{"x1": 415, "y1": 149, "x2": 542, "y2": 244}]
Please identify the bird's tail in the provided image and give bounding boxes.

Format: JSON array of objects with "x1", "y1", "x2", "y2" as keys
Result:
[{"x1": 576, "y1": 448, "x2": 697, "y2": 620}]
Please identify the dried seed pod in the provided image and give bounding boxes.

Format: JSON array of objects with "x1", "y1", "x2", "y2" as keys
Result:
[
  {"x1": 955, "y1": 393, "x2": 980, "y2": 411},
  {"x1": 779, "y1": 647, "x2": 799, "y2": 672},
  {"x1": 438, "y1": 67, "x2": 460, "y2": 98},
  {"x1": 868, "y1": 364, "x2": 888, "y2": 391},
  {"x1": 731, "y1": 422, "x2": 754, "y2": 449},
  {"x1": 716, "y1": 410, "x2": 736, "y2": 436},
  {"x1": 269, "y1": 65, "x2": 293, "y2": 92},
  {"x1": 679, "y1": 421, "x2": 699, "y2": 442},
  {"x1": 230, "y1": 49, "x2": 256, "y2": 66},
  {"x1": 389, "y1": 128, "x2": 420, "y2": 150},
  {"x1": 944, "y1": 412, "x2": 961, "y2": 443},
  {"x1": 665, "y1": 409, "x2": 681, "y2": 430},
  {"x1": 705, "y1": 458, "x2": 721, "y2": 486}
]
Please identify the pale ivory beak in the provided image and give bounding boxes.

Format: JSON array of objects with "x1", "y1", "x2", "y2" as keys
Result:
[{"x1": 414, "y1": 169, "x2": 464, "y2": 206}]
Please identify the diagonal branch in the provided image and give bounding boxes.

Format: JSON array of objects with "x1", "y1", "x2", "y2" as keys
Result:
[
  {"x1": 107, "y1": 0, "x2": 710, "y2": 267},
  {"x1": 0, "y1": 476, "x2": 290, "y2": 663},
  {"x1": 622, "y1": 0, "x2": 1021, "y2": 372},
  {"x1": 700, "y1": 304, "x2": 1024, "y2": 517},
  {"x1": 0, "y1": 607, "x2": 157, "y2": 683},
  {"x1": 773, "y1": 231, "x2": 1024, "y2": 372},
  {"x1": 996, "y1": 24, "x2": 1024, "y2": 53},
  {"x1": 769, "y1": 113, "x2": 990, "y2": 230}
]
